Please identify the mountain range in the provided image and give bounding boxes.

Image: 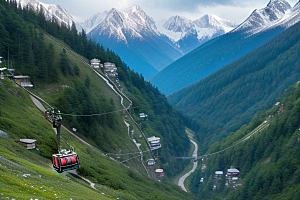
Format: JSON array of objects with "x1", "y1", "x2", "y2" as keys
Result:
[
  {"x1": 232, "y1": 0, "x2": 292, "y2": 35},
  {"x1": 150, "y1": 0, "x2": 300, "y2": 94},
  {"x1": 156, "y1": 14, "x2": 237, "y2": 54},
  {"x1": 87, "y1": 6, "x2": 182, "y2": 79},
  {"x1": 17, "y1": 0, "x2": 237, "y2": 79},
  {"x1": 86, "y1": 6, "x2": 237, "y2": 79}
]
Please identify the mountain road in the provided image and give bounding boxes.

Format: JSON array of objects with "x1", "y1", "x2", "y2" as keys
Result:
[{"x1": 178, "y1": 138, "x2": 198, "y2": 192}]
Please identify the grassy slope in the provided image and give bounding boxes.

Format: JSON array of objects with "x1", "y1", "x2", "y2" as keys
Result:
[{"x1": 0, "y1": 78, "x2": 109, "y2": 199}]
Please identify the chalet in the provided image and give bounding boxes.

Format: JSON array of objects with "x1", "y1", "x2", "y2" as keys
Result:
[
  {"x1": 139, "y1": 113, "x2": 148, "y2": 118},
  {"x1": 155, "y1": 169, "x2": 164, "y2": 177},
  {"x1": 147, "y1": 136, "x2": 161, "y2": 150},
  {"x1": 14, "y1": 75, "x2": 33, "y2": 87},
  {"x1": 227, "y1": 168, "x2": 240, "y2": 177},
  {"x1": 104, "y1": 62, "x2": 118, "y2": 77},
  {"x1": 147, "y1": 158, "x2": 155, "y2": 166},
  {"x1": 214, "y1": 171, "x2": 224, "y2": 179},
  {"x1": 18, "y1": 139, "x2": 37, "y2": 150},
  {"x1": 90, "y1": 58, "x2": 101, "y2": 68}
]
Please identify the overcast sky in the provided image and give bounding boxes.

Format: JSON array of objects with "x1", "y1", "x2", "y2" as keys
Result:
[{"x1": 37, "y1": 0, "x2": 299, "y2": 23}]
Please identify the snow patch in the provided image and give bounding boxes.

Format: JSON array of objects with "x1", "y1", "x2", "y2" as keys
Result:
[{"x1": 157, "y1": 14, "x2": 237, "y2": 43}]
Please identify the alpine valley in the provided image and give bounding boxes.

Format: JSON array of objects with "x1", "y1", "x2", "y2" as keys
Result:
[{"x1": 2, "y1": 0, "x2": 300, "y2": 199}]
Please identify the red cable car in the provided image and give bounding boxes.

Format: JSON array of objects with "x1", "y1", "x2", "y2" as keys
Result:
[
  {"x1": 51, "y1": 110, "x2": 80, "y2": 173},
  {"x1": 52, "y1": 149, "x2": 80, "y2": 173}
]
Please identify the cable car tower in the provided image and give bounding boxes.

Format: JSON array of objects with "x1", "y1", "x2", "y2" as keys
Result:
[{"x1": 51, "y1": 110, "x2": 80, "y2": 173}]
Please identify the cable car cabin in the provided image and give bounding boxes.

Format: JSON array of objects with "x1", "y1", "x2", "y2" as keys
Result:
[{"x1": 52, "y1": 150, "x2": 79, "y2": 173}]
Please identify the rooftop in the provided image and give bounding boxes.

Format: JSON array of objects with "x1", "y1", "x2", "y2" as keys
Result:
[
  {"x1": 14, "y1": 75, "x2": 31, "y2": 79},
  {"x1": 19, "y1": 139, "x2": 36, "y2": 144},
  {"x1": 215, "y1": 171, "x2": 224, "y2": 175},
  {"x1": 147, "y1": 136, "x2": 160, "y2": 142},
  {"x1": 228, "y1": 168, "x2": 240, "y2": 173}
]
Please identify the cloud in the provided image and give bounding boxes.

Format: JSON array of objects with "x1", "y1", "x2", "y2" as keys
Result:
[
  {"x1": 37, "y1": 0, "x2": 299, "y2": 23},
  {"x1": 130, "y1": 0, "x2": 234, "y2": 15}
]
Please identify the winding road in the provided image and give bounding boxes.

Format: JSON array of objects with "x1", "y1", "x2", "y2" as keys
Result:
[{"x1": 178, "y1": 138, "x2": 198, "y2": 192}]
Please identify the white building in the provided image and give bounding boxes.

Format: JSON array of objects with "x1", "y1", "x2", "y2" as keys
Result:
[
  {"x1": 14, "y1": 75, "x2": 33, "y2": 87},
  {"x1": 147, "y1": 136, "x2": 161, "y2": 150},
  {"x1": 18, "y1": 139, "x2": 37, "y2": 149},
  {"x1": 104, "y1": 62, "x2": 118, "y2": 77},
  {"x1": 214, "y1": 171, "x2": 224, "y2": 179},
  {"x1": 90, "y1": 58, "x2": 101, "y2": 68},
  {"x1": 155, "y1": 169, "x2": 164, "y2": 177},
  {"x1": 139, "y1": 113, "x2": 148, "y2": 118},
  {"x1": 147, "y1": 158, "x2": 155, "y2": 166}
]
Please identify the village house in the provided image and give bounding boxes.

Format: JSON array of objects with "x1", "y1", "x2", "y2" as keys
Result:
[
  {"x1": 147, "y1": 158, "x2": 155, "y2": 166},
  {"x1": 14, "y1": 75, "x2": 33, "y2": 87},
  {"x1": 90, "y1": 58, "x2": 101, "y2": 68},
  {"x1": 147, "y1": 136, "x2": 161, "y2": 150},
  {"x1": 139, "y1": 113, "x2": 148, "y2": 118},
  {"x1": 104, "y1": 62, "x2": 118, "y2": 77},
  {"x1": 155, "y1": 169, "x2": 164, "y2": 177},
  {"x1": 226, "y1": 168, "x2": 240, "y2": 179},
  {"x1": 18, "y1": 139, "x2": 37, "y2": 149},
  {"x1": 214, "y1": 171, "x2": 224, "y2": 179}
]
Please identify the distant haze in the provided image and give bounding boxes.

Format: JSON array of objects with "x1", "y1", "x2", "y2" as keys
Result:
[{"x1": 36, "y1": 0, "x2": 299, "y2": 23}]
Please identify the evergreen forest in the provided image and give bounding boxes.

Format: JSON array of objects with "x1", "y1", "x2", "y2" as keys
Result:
[
  {"x1": 168, "y1": 19, "x2": 300, "y2": 153},
  {"x1": 190, "y1": 82, "x2": 300, "y2": 199}
]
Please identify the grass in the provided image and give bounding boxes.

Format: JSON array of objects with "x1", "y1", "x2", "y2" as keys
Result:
[{"x1": 0, "y1": 137, "x2": 110, "y2": 200}]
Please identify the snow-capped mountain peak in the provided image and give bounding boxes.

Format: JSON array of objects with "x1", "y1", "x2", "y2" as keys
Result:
[
  {"x1": 123, "y1": 5, "x2": 158, "y2": 34},
  {"x1": 81, "y1": 11, "x2": 108, "y2": 33},
  {"x1": 162, "y1": 15, "x2": 195, "y2": 33},
  {"x1": 194, "y1": 14, "x2": 222, "y2": 29},
  {"x1": 157, "y1": 14, "x2": 237, "y2": 46},
  {"x1": 106, "y1": 8, "x2": 126, "y2": 28},
  {"x1": 90, "y1": 6, "x2": 161, "y2": 44},
  {"x1": 260, "y1": 0, "x2": 300, "y2": 32},
  {"x1": 19, "y1": 0, "x2": 83, "y2": 31},
  {"x1": 124, "y1": 5, "x2": 147, "y2": 21},
  {"x1": 210, "y1": 15, "x2": 238, "y2": 32},
  {"x1": 232, "y1": 0, "x2": 291, "y2": 35},
  {"x1": 156, "y1": 16, "x2": 196, "y2": 43}
]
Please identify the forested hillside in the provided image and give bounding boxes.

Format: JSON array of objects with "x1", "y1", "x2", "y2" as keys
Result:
[
  {"x1": 0, "y1": 0, "x2": 190, "y2": 190},
  {"x1": 168, "y1": 20, "x2": 300, "y2": 152},
  {"x1": 190, "y1": 82, "x2": 300, "y2": 199},
  {"x1": 0, "y1": 78, "x2": 196, "y2": 200}
]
